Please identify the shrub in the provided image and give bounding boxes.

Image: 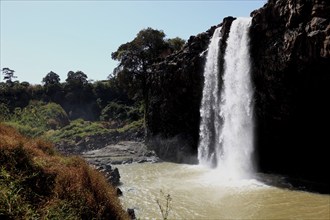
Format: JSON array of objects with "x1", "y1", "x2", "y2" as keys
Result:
[
  {"x1": 0, "y1": 103, "x2": 10, "y2": 121},
  {"x1": 3, "y1": 101, "x2": 69, "y2": 137},
  {"x1": 48, "y1": 119, "x2": 109, "y2": 144},
  {"x1": 100, "y1": 101, "x2": 143, "y2": 122}
]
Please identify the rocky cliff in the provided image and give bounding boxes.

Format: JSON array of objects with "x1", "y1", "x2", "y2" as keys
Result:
[
  {"x1": 250, "y1": 0, "x2": 330, "y2": 190},
  {"x1": 145, "y1": 0, "x2": 329, "y2": 190},
  {"x1": 145, "y1": 25, "x2": 213, "y2": 162}
]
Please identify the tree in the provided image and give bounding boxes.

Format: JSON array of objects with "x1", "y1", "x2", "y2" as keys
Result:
[
  {"x1": 1, "y1": 67, "x2": 17, "y2": 83},
  {"x1": 167, "y1": 37, "x2": 185, "y2": 52},
  {"x1": 42, "y1": 71, "x2": 62, "y2": 102},
  {"x1": 111, "y1": 28, "x2": 169, "y2": 102},
  {"x1": 66, "y1": 70, "x2": 88, "y2": 86},
  {"x1": 63, "y1": 71, "x2": 97, "y2": 120},
  {"x1": 42, "y1": 71, "x2": 60, "y2": 86}
]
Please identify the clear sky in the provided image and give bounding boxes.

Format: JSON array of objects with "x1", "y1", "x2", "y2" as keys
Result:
[{"x1": 0, "y1": 0, "x2": 266, "y2": 84}]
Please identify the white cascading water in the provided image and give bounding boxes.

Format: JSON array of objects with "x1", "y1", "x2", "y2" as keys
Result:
[
  {"x1": 198, "y1": 17, "x2": 254, "y2": 180},
  {"x1": 198, "y1": 26, "x2": 222, "y2": 168}
]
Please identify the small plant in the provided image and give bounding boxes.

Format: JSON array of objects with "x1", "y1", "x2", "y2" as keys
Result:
[{"x1": 156, "y1": 190, "x2": 172, "y2": 220}]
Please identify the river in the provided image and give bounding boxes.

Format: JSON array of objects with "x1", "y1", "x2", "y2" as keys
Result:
[{"x1": 117, "y1": 162, "x2": 330, "y2": 219}]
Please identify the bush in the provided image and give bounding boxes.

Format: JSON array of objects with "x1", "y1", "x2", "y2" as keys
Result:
[
  {"x1": 3, "y1": 101, "x2": 69, "y2": 137},
  {"x1": 0, "y1": 103, "x2": 10, "y2": 121},
  {"x1": 47, "y1": 119, "x2": 109, "y2": 144},
  {"x1": 100, "y1": 102, "x2": 142, "y2": 122}
]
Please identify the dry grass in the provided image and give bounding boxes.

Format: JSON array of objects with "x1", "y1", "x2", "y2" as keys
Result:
[{"x1": 0, "y1": 123, "x2": 129, "y2": 219}]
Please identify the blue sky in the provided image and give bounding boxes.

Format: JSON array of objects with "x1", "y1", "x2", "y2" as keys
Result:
[{"x1": 0, "y1": 0, "x2": 266, "y2": 84}]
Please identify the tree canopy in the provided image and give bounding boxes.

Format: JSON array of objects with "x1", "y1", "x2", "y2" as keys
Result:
[
  {"x1": 2, "y1": 67, "x2": 17, "y2": 83},
  {"x1": 66, "y1": 70, "x2": 88, "y2": 86},
  {"x1": 42, "y1": 71, "x2": 60, "y2": 86},
  {"x1": 111, "y1": 27, "x2": 185, "y2": 101}
]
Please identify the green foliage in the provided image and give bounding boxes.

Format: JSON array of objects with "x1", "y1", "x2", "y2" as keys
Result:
[
  {"x1": 48, "y1": 119, "x2": 108, "y2": 143},
  {"x1": 62, "y1": 71, "x2": 99, "y2": 120},
  {"x1": 1, "y1": 67, "x2": 17, "y2": 83},
  {"x1": 0, "y1": 103, "x2": 10, "y2": 121},
  {"x1": 4, "y1": 101, "x2": 69, "y2": 137},
  {"x1": 117, "y1": 119, "x2": 144, "y2": 133},
  {"x1": 0, "y1": 81, "x2": 34, "y2": 111},
  {"x1": 42, "y1": 71, "x2": 63, "y2": 103},
  {"x1": 0, "y1": 141, "x2": 55, "y2": 219},
  {"x1": 100, "y1": 101, "x2": 142, "y2": 122},
  {"x1": 0, "y1": 167, "x2": 39, "y2": 219},
  {"x1": 111, "y1": 27, "x2": 169, "y2": 101},
  {"x1": 4, "y1": 121, "x2": 45, "y2": 138},
  {"x1": 167, "y1": 37, "x2": 185, "y2": 52},
  {"x1": 66, "y1": 70, "x2": 88, "y2": 86},
  {"x1": 48, "y1": 117, "x2": 144, "y2": 144},
  {"x1": 42, "y1": 71, "x2": 61, "y2": 86}
]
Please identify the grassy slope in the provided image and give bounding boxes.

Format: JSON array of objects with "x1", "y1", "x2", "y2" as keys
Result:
[
  {"x1": 46, "y1": 118, "x2": 144, "y2": 145},
  {"x1": 0, "y1": 123, "x2": 129, "y2": 219}
]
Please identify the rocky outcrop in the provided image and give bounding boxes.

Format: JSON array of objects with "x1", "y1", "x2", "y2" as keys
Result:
[
  {"x1": 82, "y1": 141, "x2": 159, "y2": 195},
  {"x1": 250, "y1": 0, "x2": 330, "y2": 189},
  {"x1": 82, "y1": 141, "x2": 159, "y2": 165},
  {"x1": 94, "y1": 164, "x2": 121, "y2": 186}
]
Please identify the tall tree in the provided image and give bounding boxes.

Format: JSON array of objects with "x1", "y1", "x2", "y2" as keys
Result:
[
  {"x1": 1, "y1": 67, "x2": 17, "y2": 83},
  {"x1": 66, "y1": 70, "x2": 88, "y2": 87},
  {"x1": 42, "y1": 71, "x2": 60, "y2": 86},
  {"x1": 63, "y1": 70, "x2": 97, "y2": 120},
  {"x1": 42, "y1": 71, "x2": 62, "y2": 102},
  {"x1": 111, "y1": 28, "x2": 169, "y2": 101}
]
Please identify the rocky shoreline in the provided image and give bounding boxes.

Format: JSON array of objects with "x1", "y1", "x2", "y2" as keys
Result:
[
  {"x1": 56, "y1": 140, "x2": 159, "y2": 186},
  {"x1": 82, "y1": 141, "x2": 159, "y2": 189},
  {"x1": 82, "y1": 141, "x2": 159, "y2": 166}
]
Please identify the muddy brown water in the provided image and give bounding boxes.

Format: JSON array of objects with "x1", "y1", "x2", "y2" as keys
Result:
[{"x1": 117, "y1": 162, "x2": 330, "y2": 219}]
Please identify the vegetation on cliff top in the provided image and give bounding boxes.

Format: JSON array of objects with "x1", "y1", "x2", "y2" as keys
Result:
[{"x1": 0, "y1": 124, "x2": 129, "y2": 219}]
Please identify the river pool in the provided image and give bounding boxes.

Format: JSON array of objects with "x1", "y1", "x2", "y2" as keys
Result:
[{"x1": 117, "y1": 162, "x2": 330, "y2": 219}]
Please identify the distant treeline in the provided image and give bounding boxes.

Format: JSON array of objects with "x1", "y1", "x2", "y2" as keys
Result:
[{"x1": 0, "y1": 70, "x2": 133, "y2": 121}]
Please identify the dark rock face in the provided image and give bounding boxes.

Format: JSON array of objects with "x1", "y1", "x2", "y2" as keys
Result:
[
  {"x1": 145, "y1": 26, "x2": 213, "y2": 160},
  {"x1": 250, "y1": 0, "x2": 330, "y2": 189},
  {"x1": 145, "y1": 18, "x2": 235, "y2": 162}
]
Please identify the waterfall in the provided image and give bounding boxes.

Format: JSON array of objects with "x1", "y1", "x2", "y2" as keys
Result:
[
  {"x1": 198, "y1": 27, "x2": 222, "y2": 168},
  {"x1": 198, "y1": 17, "x2": 254, "y2": 180}
]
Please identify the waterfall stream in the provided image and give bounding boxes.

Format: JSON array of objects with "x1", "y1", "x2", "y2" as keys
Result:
[{"x1": 198, "y1": 18, "x2": 254, "y2": 179}]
